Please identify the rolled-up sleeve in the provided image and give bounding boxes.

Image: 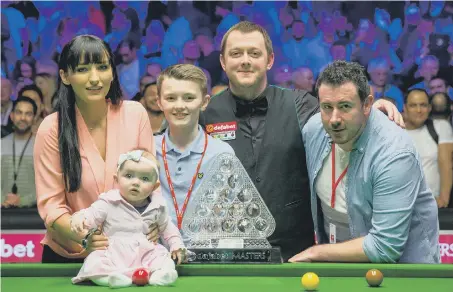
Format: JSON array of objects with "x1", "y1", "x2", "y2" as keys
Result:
[
  {"x1": 363, "y1": 152, "x2": 421, "y2": 263},
  {"x1": 34, "y1": 117, "x2": 72, "y2": 229}
]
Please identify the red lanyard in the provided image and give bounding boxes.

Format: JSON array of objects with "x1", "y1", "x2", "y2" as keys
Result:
[
  {"x1": 162, "y1": 131, "x2": 208, "y2": 229},
  {"x1": 331, "y1": 143, "x2": 348, "y2": 209}
]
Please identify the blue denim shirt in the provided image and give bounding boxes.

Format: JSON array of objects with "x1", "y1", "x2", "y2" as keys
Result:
[{"x1": 301, "y1": 108, "x2": 440, "y2": 263}]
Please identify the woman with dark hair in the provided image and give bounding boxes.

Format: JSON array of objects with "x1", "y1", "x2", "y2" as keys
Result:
[
  {"x1": 12, "y1": 55, "x2": 37, "y2": 83},
  {"x1": 34, "y1": 35, "x2": 156, "y2": 263}
]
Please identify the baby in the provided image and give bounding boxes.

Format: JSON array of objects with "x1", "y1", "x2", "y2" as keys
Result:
[{"x1": 70, "y1": 149, "x2": 186, "y2": 288}]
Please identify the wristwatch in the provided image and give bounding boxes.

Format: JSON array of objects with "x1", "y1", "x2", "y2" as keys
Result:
[{"x1": 81, "y1": 228, "x2": 98, "y2": 249}]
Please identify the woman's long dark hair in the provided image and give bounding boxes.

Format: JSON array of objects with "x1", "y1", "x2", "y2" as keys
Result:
[{"x1": 57, "y1": 35, "x2": 122, "y2": 193}]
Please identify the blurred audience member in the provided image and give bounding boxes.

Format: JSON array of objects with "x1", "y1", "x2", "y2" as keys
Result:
[
  {"x1": 277, "y1": 3, "x2": 294, "y2": 30},
  {"x1": 330, "y1": 40, "x2": 348, "y2": 61},
  {"x1": 196, "y1": 31, "x2": 222, "y2": 86},
  {"x1": 33, "y1": 2, "x2": 64, "y2": 60},
  {"x1": 167, "y1": 1, "x2": 210, "y2": 35},
  {"x1": 141, "y1": 82, "x2": 166, "y2": 134},
  {"x1": 13, "y1": 56, "x2": 37, "y2": 83},
  {"x1": 1, "y1": 96, "x2": 38, "y2": 208},
  {"x1": 431, "y1": 92, "x2": 452, "y2": 123},
  {"x1": 398, "y1": 4, "x2": 423, "y2": 67},
  {"x1": 351, "y1": 19, "x2": 390, "y2": 68},
  {"x1": 305, "y1": 16, "x2": 336, "y2": 76},
  {"x1": 182, "y1": 40, "x2": 201, "y2": 65},
  {"x1": 161, "y1": 17, "x2": 193, "y2": 68},
  {"x1": 428, "y1": 75, "x2": 453, "y2": 100},
  {"x1": 410, "y1": 55, "x2": 439, "y2": 91},
  {"x1": 12, "y1": 56, "x2": 37, "y2": 95},
  {"x1": 142, "y1": 20, "x2": 165, "y2": 58},
  {"x1": 35, "y1": 73, "x2": 57, "y2": 116},
  {"x1": 282, "y1": 20, "x2": 309, "y2": 69},
  {"x1": 146, "y1": 63, "x2": 162, "y2": 81},
  {"x1": 105, "y1": 7, "x2": 132, "y2": 51},
  {"x1": 404, "y1": 89, "x2": 453, "y2": 208},
  {"x1": 292, "y1": 67, "x2": 315, "y2": 93},
  {"x1": 1, "y1": 2, "x2": 27, "y2": 73},
  {"x1": 17, "y1": 84, "x2": 44, "y2": 133},
  {"x1": 368, "y1": 58, "x2": 404, "y2": 112},
  {"x1": 1, "y1": 77, "x2": 13, "y2": 127},
  {"x1": 429, "y1": 75, "x2": 448, "y2": 94},
  {"x1": 131, "y1": 75, "x2": 156, "y2": 102},
  {"x1": 140, "y1": 75, "x2": 157, "y2": 95},
  {"x1": 14, "y1": 75, "x2": 34, "y2": 97},
  {"x1": 117, "y1": 38, "x2": 140, "y2": 100},
  {"x1": 273, "y1": 64, "x2": 293, "y2": 89},
  {"x1": 121, "y1": 6, "x2": 142, "y2": 38}
]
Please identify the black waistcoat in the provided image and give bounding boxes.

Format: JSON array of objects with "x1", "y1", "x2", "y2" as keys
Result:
[{"x1": 200, "y1": 86, "x2": 320, "y2": 261}]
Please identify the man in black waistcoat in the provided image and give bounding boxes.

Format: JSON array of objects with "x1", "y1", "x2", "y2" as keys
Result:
[{"x1": 200, "y1": 21, "x2": 404, "y2": 261}]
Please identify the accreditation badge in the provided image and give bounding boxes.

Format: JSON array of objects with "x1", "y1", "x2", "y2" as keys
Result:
[{"x1": 206, "y1": 121, "x2": 237, "y2": 141}]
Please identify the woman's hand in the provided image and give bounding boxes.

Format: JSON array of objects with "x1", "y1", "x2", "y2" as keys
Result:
[
  {"x1": 83, "y1": 229, "x2": 109, "y2": 253},
  {"x1": 372, "y1": 99, "x2": 405, "y2": 128}
]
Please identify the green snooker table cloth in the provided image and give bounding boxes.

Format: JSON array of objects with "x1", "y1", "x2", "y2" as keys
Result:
[{"x1": 1, "y1": 263, "x2": 453, "y2": 292}]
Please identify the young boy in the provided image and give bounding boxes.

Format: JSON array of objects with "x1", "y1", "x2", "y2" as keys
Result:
[{"x1": 154, "y1": 64, "x2": 234, "y2": 235}]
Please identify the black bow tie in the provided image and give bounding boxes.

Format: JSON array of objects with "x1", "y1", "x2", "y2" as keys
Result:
[{"x1": 235, "y1": 97, "x2": 268, "y2": 117}]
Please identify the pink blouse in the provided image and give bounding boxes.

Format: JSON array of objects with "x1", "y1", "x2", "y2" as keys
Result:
[{"x1": 34, "y1": 101, "x2": 155, "y2": 258}]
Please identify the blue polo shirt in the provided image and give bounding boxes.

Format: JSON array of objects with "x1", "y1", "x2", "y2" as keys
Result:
[{"x1": 155, "y1": 125, "x2": 235, "y2": 227}]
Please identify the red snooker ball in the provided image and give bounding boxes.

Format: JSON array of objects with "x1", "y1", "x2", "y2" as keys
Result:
[{"x1": 132, "y1": 268, "x2": 149, "y2": 286}]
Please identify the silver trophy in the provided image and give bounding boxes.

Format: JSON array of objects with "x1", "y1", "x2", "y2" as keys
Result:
[{"x1": 181, "y1": 153, "x2": 281, "y2": 263}]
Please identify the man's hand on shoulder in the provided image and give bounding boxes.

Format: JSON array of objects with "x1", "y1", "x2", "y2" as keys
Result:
[{"x1": 372, "y1": 99, "x2": 405, "y2": 128}]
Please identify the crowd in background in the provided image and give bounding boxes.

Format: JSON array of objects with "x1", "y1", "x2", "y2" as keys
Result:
[{"x1": 1, "y1": 1, "x2": 452, "y2": 209}]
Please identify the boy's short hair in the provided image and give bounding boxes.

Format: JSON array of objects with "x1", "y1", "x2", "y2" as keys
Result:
[{"x1": 157, "y1": 64, "x2": 208, "y2": 97}]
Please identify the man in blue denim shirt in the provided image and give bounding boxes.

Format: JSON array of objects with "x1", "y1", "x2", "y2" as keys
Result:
[{"x1": 289, "y1": 61, "x2": 440, "y2": 264}]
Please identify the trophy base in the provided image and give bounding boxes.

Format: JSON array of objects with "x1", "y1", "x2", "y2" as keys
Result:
[{"x1": 187, "y1": 247, "x2": 282, "y2": 264}]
